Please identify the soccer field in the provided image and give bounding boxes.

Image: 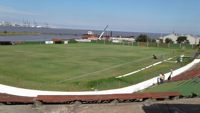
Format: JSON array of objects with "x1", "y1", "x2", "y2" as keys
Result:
[{"x1": 0, "y1": 43, "x2": 195, "y2": 91}]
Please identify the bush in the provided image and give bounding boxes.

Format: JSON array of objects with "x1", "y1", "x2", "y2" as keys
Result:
[
  {"x1": 0, "y1": 41, "x2": 12, "y2": 45},
  {"x1": 177, "y1": 36, "x2": 189, "y2": 44},
  {"x1": 165, "y1": 38, "x2": 173, "y2": 44},
  {"x1": 68, "y1": 39, "x2": 78, "y2": 43}
]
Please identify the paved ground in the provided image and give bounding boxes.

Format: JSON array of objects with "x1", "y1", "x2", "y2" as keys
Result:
[{"x1": 0, "y1": 98, "x2": 200, "y2": 113}]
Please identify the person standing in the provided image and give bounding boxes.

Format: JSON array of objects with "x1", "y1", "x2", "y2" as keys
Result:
[
  {"x1": 157, "y1": 73, "x2": 165, "y2": 84},
  {"x1": 160, "y1": 73, "x2": 165, "y2": 83},
  {"x1": 168, "y1": 69, "x2": 173, "y2": 81}
]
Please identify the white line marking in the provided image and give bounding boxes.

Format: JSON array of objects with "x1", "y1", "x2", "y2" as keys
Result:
[
  {"x1": 0, "y1": 59, "x2": 199, "y2": 97},
  {"x1": 57, "y1": 56, "x2": 153, "y2": 83},
  {"x1": 116, "y1": 57, "x2": 173, "y2": 78}
]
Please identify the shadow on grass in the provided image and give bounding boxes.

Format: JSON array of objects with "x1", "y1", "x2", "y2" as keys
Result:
[
  {"x1": 87, "y1": 77, "x2": 132, "y2": 90},
  {"x1": 142, "y1": 103, "x2": 200, "y2": 113}
]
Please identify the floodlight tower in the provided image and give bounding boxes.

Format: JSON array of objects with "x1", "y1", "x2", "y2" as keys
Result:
[{"x1": 98, "y1": 25, "x2": 109, "y2": 40}]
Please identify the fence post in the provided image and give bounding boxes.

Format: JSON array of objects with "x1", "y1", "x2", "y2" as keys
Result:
[{"x1": 157, "y1": 43, "x2": 159, "y2": 47}]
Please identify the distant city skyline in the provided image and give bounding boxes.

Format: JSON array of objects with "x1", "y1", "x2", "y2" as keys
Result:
[{"x1": 0, "y1": 0, "x2": 199, "y2": 34}]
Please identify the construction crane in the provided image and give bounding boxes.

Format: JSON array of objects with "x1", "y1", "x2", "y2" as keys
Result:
[{"x1": 98, "y1": 25, "x2": 109, "y2": 40}]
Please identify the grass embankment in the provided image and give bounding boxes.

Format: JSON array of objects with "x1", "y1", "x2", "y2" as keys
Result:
[
  {"x1": 0, "y1": 43, "x2": 196, "y2": 91},
  {"x1": 143, "y1": 77, "x2": 200, "y2": 96}
]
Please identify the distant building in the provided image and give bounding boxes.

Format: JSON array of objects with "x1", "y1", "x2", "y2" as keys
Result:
[
  {"x1": 87, "y1": 31, "x2": 93, "y2": 35},
  {"x1": 82, "y1": 31, "x2": 98, "y2": 40},
  {"x1": 51, "y1": 38, "x2": 63, "y2": 44},
  {"x1": 185, "y1": 34, "x2": 199, "y2": 45},
  {"x1": 161, "y1": 33, "x2": 178, "y2": 44},
  {"x1": 160, "y1": 33, "x2": 200, "y2": 45},
  {"x1": 0, "y1": 21, "x2": 12, "y2": 26}
]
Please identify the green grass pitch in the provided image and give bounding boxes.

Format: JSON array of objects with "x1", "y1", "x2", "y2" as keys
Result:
[{"x1": 0, "y1": 43, "x2": 195, "y2": 91}]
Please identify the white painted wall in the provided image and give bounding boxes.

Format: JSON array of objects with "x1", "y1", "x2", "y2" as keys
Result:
[
  {"x1": 45, "y1": 41, "x2": 54, "y2": 44},
  {"x1": 111, "y1": 37, "x2": 135, "y2": 42},
  {"x1": 64, "y1": 41, "x2": 68, "y2": 44},
  {"x1": 75, "y1": 39, "x2": 91, "y2": 42},
  {"x1": 0, "y1": 59, "x2": 199, "y2": 97}
]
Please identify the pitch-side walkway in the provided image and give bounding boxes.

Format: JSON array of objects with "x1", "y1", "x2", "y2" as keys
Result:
[{"x1": 0, "y1": 59, "x2": 200, "y2": 97}]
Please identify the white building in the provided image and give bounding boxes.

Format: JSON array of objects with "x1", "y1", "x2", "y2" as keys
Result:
[
  {"x1": 161, "y1": 34, "x2": 178, "y2": 44},
  {"x1": 160, "y1": 33, "x2": 200, "y2": 45},
  {"x1": 87, "y1": 31, "x2": 93, "y2": 35},
  {"x1": 185, "y1": 34, "x2": 199, "y2": 45}
]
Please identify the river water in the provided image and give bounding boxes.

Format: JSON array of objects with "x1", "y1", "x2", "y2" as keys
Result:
[{"x1": 0, "y1": 34, "x2": 81, "y2": 41}]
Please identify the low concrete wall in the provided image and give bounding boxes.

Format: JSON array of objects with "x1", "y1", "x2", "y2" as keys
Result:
[{"x1": 0, "y1": 59, "x2": 200, "y2": 97}]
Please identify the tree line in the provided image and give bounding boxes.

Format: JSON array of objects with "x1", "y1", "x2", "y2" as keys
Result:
[{"x1": 136, "y1": 34, "x2": 190, "y2": 44}]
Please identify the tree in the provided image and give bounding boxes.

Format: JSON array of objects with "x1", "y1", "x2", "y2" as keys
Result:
[
  {"x1": 151, "y1": 39, "x2": 156, "y2": 43},
  {"x1": 136, "y1": 34, "x2": 149, "y2": 42},
  {"x1": 3, "y1": 31, "x2": 7, "y2": 34},
  {"x1": 176, "y1": 36, "x2": 187, "y2": 44},
  {"x1": 159, "y1": 39, "x2": 164, "y2": 43},
  {"x1": 165, "y1": 38, "x2": 173, "y2": 44}
]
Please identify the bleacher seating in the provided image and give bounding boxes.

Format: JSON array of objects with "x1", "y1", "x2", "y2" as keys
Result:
[
  {"x1": 145, "y1": 76, "x2": 200, "y2": 97},
  {"x1": 0, "y1": 93, "x2": 34, "y2": 104},
  {"x1": 145, "y1": 67, "x2": 200, "y2": 97},
  {"x1": 1, "y1": 67, "x2": 200, "y2": 104},
  {"x1": 170, "y1": 67, "x2": 200, "y2": 82},
  {"x1": 0, "y1": 92, "x2": 181, "y2": 105}
]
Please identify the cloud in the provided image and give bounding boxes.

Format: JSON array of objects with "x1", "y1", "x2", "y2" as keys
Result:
[{"x1": 0, "y1": 5, "x2": 38, "y2": 16}]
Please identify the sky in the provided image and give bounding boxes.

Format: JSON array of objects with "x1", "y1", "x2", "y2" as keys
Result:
[{"x1": 0, "y1": 0, "x2": 199, "y2": 34}]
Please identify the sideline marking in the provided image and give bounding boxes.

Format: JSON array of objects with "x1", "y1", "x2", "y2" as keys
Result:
[
  {"x1": 0, "y1": 59, "x2": 198, "y2": 97},
  {"x1": 116, "y1": 57, "x2": 173, "y2": 78},
  {"x1": 56, "y1": 56, "x2": 154, "y2": 83}
]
